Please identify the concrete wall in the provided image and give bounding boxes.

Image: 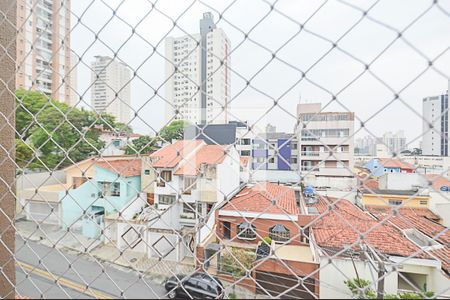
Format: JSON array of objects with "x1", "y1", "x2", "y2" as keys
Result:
[
  {"x1": 16, "y1": 170, "x2": 66, "y2": 190},
  {"x1": 379, "y1": 173, "x2": 428, "y2": 190}
]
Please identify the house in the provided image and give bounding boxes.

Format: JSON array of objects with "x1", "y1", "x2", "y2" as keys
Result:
[
  {"x1": 99, "y1": 130, "x2": 142, "y2": 155},
  {"x1": 216, "y1": 182, "x2": 302, "y2": 247},
  {"x1": 365, "y1": 158, "x2": 415, "y2": 177},
  {"x1": 201, "y1": 182, "x2": 320, "y2": 298},
  {"x1": 357, "y1": 173, "x2": 431, "y2": 208},
  {"x1": 105, "y1": 140, "x2": 241, "y2": 263},
  {"x1": 304, "y1": 195, "x2": 449, "y2": 298},
  {"x1": 20, "y1": 156, "x2": 142, "y2": 239}
]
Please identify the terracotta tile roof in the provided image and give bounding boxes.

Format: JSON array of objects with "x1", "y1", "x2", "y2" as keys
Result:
[
  {"x1": 425, "y1": 174, "x2": 450, "y2": 191},
  {"x1": 240, "y1": 156, "x2": 250, "y2": 167},
  {"x1": 310, "y1": 196, "x2": 428, "y2": 259},
  {"x1": 95, "y1": 158, "x2": 142, "y2": 177},
  {"x1": 378, "y1": 158, "x2": 415, "y2": 170},
  {"x1": 221, "y1": 182, "x2": 299, "y2": 215},
  {"x1": 150, "y1": 140, "x2": 204, "y2": 168},
  {"x1": 367, "y1": 205, "x2": 449, "y2": 274},
  {"x1": 174, "y1": 145, "x2": 227, "y2": 176}
]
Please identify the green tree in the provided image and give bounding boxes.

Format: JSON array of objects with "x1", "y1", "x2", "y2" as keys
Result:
[
  {"x1": 15, "y1": 90, "x2": 126, "y2": 170},
  {"x1": 159, "y1": 120, "x2": 189, "y2": 142},
  {"x1": 344, "y1": 278, "x2": 376, "y2": 299},
  {"x1": 124, "y1": 136, "x2": 158, "y2": 155}
]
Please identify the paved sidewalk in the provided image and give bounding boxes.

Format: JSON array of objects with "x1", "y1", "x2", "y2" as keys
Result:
[
  {"x1": 90, "y1": 243, "x2": 195, "y2": 278},
  {"x1": 16, "y1": 219, "x2": 100, "y2": 253}
]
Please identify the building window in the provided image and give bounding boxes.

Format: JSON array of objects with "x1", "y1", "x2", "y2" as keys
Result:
[
  {"x1": 240, "y1": 138, "x2": 251, "y2": 145},
  {"x1": 268, "y1": 157, "x2": 275, "y2": 163},
  {"x1": 237, "y1": 222, "x2": 256, "y2": 240},
  {"x1": 292, "y1": 143, "x2": 297, "y2": 150},
  {"x1": 291, "y1": 157, "x2": 298, "y2": 164},
  {"x1": 183, "y1": 176, "x2": 197, "y2": 194},
  {"x1": 98, "y1": 181, "x2": 120, "y2": 197},
  {"x1": 269, "y1": 224, "x2": 290, "y2": 242},
  {"x1": 157, "y1": 170, "x2": 172, "y2": 186},
  {"x1": 388, "y1": 199, "x2": 402, "y2": 206},
  {"x1": 144, "y1": 170, "x2": 150, "y2": 175},
  {"x1": 241, "y1": 150, "x2": 251, "y2": 156},
  {"x1": 159, "y1": 195, "x2": 176, "y2": 205},
  {"x1": 419, "y1": 200, "x2": 428, "y2": 205}
]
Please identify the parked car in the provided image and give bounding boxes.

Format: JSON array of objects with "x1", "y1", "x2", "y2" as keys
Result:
[{"x1": 164, "y1": 272, "x2": 224, "y2": 299}]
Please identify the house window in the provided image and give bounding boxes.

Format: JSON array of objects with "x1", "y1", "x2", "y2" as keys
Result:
[
  {"x1": 159, "y1": 195, "x2": 176, "y2": 205},
  {"x1": 98, "y1": 181, "x2": 120, "y2": 197},
  {"x1": 237, "y1": 222, "x2": 256, "y2": 240},
  {"x1": 419, "y1": 200, "x2": 428, "y2": 205},
  {"x1": 269, "y1": 224, "x2": 290, "y2": 242},
  {"x1": 158, "y1": 170, "x2": 172, "y2": 186},
  {"x1": 183, "y1": 176, "x2": 197, "y2": 194},
  {"x1": 144, "y1": 170, "x2": 150, "y2": 175},
  {"x1": 183, "y1": 203, "x2": 195, "y2": 214},
  {"x1": 240, "y1": 150, "x2": 251, "y2": 156},
  {"x1": 389, "y1": 199, "x2": 402, "y2": 206}
]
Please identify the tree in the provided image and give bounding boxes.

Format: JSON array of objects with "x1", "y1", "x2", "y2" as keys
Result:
[
  {"x1": 345, "y1": 278, "x2": 434, "y2": 299},
  {"x1": 159, "y1": 120, "x2": 189, "y2": 142},
  {"x1": 344, "y1": 278, "x2": 376, "y2": 299},
  {"x1": 15, "y1": 90, "x2": 125, "y2": 170},
  {"x1": 411, "y1": 148, "x2": 422, "y2": 156},
  {"x1": 124, "y1": 136, "x2": 158, "y2": 155}
]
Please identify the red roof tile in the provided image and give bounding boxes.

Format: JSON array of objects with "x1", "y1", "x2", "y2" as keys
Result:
[
  {"x1": 222, "y1": 182, "x2": 299, "y2": 215},
  {"x1": 425, "y1": 174, "x2": 450, "y2": 191},
  {"x1": 95, "y1": 158, "x2": 142, "y2": 177},
  {"x1": 310, "y1": 197, "x2": 428, "y2": 259},
  {"x1": 378, "y1": 158, "x2": 415, "y2": 170},
  {"x1": 150, "y1": 140, "x2": 204, "y2": 168},
  {"x1": 367, "y1": 205, "x2": 449, "y2": 274},
  {"x1": 174, "y1": 145, "x2": 227, "y2": 176},
  {"x1": 240, "y1": 156, "x2": 250, "y2": 167}
]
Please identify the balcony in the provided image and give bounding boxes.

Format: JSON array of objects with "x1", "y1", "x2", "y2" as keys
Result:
[
  {"x1": 300, "y1": 151, "x2": 350, "y2": 160},
  {"x1": 301, "y1": 166, "x2": 353, "y2": 177}
]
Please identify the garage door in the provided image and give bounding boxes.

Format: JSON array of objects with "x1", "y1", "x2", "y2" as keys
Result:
[
  {"x1": 27, "y1": 201, "x2": 60, "y2": 225},
  {"x1": 256, "y1": 271, "x2": 315, "y2": 299}
]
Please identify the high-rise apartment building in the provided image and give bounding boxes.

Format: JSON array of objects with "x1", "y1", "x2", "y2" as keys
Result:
[
  {"x1": 165, "y1": 12, "x2": 230, "y2": 125},
  {"x1": 422, "y1": 87, "x2": 449, "y2": 156},
  {"x1": 91, "y1": 56, "x2": 132, "y2": 124},
  {"x1": 16, "y1": 0, "x2": 72, "y2": 104},
  {"x1": 382, "y1": 130, "x2": 407, "y2": 155},
  {"x1": 297, "y1": 103, "x2": 354, "y2": 178}
]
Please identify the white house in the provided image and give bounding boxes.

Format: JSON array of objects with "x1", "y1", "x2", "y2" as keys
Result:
[{"x1": 105, "y1": 140, "x2": 241, "y2": 263}]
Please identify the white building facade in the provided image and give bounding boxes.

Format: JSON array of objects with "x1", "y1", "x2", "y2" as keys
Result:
[
  {"x1": 91, "y1": 56, "x2": 132, "y2": 124},
  {"x1": 165, "y1": 12, "x2": 230, "y2": 125},
  {"x1": 297, "y1": 103, "x2": 355, "y2": 180},
  {"x1": 422, "y1": 88, "x2": 449, "y2": 156},
  {"x1": 16, "y1": 0, "x2": 72, "y2": 104}
]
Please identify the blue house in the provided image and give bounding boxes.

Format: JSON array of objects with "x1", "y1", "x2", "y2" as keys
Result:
[
  {"x1": 364, "y1": 158, "x2": 414, "y2": 177},
  {"x1": 62, "y1": 158, "x2": 142, "y2": 238}
]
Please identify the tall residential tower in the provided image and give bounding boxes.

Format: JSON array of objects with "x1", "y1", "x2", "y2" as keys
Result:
[
  {"x1": 165, "y1": 12, "x2": 230, "y2": 125},
  {"x1": 91, "y1": 56, "x2": 132, "y2": 124},
  {"x1": 422, "y1": 85, "x2": 449, "y2": 156},
  {"x1": 16, "y1": 0, "x2": 73, "y2": 104}
]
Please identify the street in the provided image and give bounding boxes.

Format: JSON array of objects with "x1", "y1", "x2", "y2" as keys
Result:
[{"x1": 15, "y1": 236, "x2": 168, "y2": 299}]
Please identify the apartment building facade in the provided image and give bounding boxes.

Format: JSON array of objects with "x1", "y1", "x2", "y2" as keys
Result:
[
  {"x1": 297, "y1": 103, "x2": 355, "y2": 178},
  {"x1": 422, "y1": 87, "x2": 449, "y2": 156},
  {"x1": 165, "y1": 12, "x2": 230, "y2": 125},
  {"x1": 16, "y1": 0, "x2": 73, "y2": 104},
  {"x1": 91, "y1": 55, "x2": 132, "y2": 124}
]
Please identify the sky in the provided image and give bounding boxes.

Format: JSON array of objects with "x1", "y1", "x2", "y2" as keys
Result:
[{"x1": 70, "y1": 0, "x2": 450, "y2": 148}]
